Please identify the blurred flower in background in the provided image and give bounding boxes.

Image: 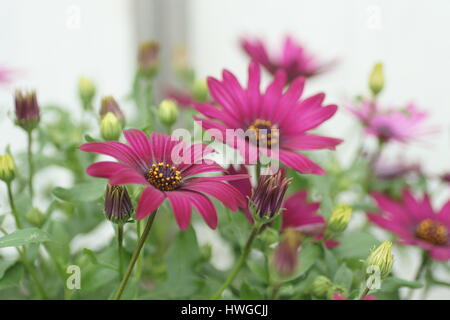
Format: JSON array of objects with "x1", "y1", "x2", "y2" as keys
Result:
[
  {"x1": 241, "y1": 36, "x2": 335, "y2": 82},
  {"x1": 0, "y1": 64, "x2": 17, "y2": 86}
]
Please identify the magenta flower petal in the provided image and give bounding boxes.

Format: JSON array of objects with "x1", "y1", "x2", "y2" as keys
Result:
[
  {"x1": 278, "y1": 149, "x2": 325, "y2": 175},
  {"x1": 188, "y1": 191, "x2": 218, "y2": 229},
  {"x1": 136, "y1": 187, "x2": 165, "y2": 220},
  {"x1": 283, "y1": 134, "x2": 343, "y2": 150},
  {"x1": 123, "y1": 129, "x2": 153, "y2": 163},
  {"x1": 86, "y1": 161, "x2": 128, "y2": 179},
  {"x1": 166, "y1": 191, "x2": 193, "y2": 231},
  {"x1": 108, "y1": 167, "x2": 149, "y2": 186}
]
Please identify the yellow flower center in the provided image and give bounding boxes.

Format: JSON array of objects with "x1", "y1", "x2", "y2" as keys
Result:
[
  {"x1": 145, "y1": 162, "x2": 182, "y2": 191},
  {"x1": 415, "y1": 218, "x2": 448, "y2": 246},
  {"x1": 247, "y1": 119, "x2": 279, "y2": 148}
]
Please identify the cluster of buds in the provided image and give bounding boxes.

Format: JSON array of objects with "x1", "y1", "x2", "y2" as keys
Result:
[
  {"x1": 104, "y1": 184, "x2": 133, "y2": 225},
  {"x1": 138, "y1": 41, "x2": 159, "y2": 78},
  {"x1": 0, "y1": 152, "x2": 16, "y2": 183},
  {"x1": 158, "y1": 99, "x2": 179, "y2": 128},
  {"x1": 99, "y1": 96, "x2": 125, "y2": 141},
  {"x1": 251, "y1": 168, "x2": 291, "y2": 222},
  {"x1": 311, "y1": 275, "x2": 345, "y2": 299},
  {"x1": 15, "y1": 90, "x2": 40, "y2": 132},
  {"x1": 327, "y1": 203, "x2": 352, "y2": 234},
  {"x1": 78, "y1": 76, "x2": 96, "y2": 111},
  {"x1": 368, "y1": 62, "x2": 384, "y2": 97}
]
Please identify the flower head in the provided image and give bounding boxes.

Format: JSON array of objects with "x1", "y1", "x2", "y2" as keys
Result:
[
  {"x1": 194, "y1": 62, "x2": 342, "y2": 175},
  {"x1": 15, "y1": 90, "x2": 40, "y2": 132},
  {"x1": 241, "y1": 36, "x2": 333, "y2": 82},
  {"x1": 366, "y1": 241, "x2": 394, "y2": 279},
  {"x1": 80, "y1": 130, "x2": 247, "y2": 230},
  {"x1": 104, "y1": 184, "x2": 133, "y2": 224},
  {"x1": 282, "y1": 190, "x2": 339, "y2": 248},
  {"x1": 251, "y1": 168, "x2": 291, "y2": 220},
  {"x1": 366, "y1": 104, "x2": 434, "y2": 144},
  {"x1": 100, "y1": 96, "x2": 125, "y2": 127},
  {"x1": 368, "y1": 190, "x2": 450, "y2": 261},
  {"x1": 0, "y1": 152, "x2": 16, "y2": 183}
]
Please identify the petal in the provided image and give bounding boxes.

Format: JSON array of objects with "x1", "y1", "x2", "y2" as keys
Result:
[
  {"x1": 188, "y1": 191, "x2": 218, "y2": 229},
  {"x1": 123, "y1": 129, "x2": 153, "y2": 163},
  {"x1": 283, "y1": 134, "x2": 343, "y2": 151},
  {"x1": 166, "y1": 191, "x2": 193, "y2": 230},
  {"x1": 278, "y1": 149, "x2": 325, "y2": 175},
  {"x1": 108, "y1": 167, "x2": 149, "y2": 186},
  {"x1": 86, "y1": 161, "x2": 128, "y2": 179},
  {"x1": 136, "y1": 187, "x2": 165, "y2": 220},
  {"x1": 429, "y1": 247, "x2": 450, "y2": 261}
]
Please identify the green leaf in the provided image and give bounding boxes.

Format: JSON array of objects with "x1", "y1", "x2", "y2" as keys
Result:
[
  {"x1": 83, "y1": 248, "x2": 98, "y2": 264},
  {"x1": 0, "y1": 260, "x2": 16, "y2": 280},
  {"x1": 240, "y1": 281, "x2": 263, "y2": 299},
  {"x1": 333, "y1": 263, "x2": 353, "y2": 292},
  {"x1": 0, "y1": 264, "x2": 24, "y2": 290},
  {"x1": 334, "y1": 231, "x2": 379, "y2": 259},
  {"x1": 52, "y1": 180, "x2": 105, "y2": 203},
  {"x1": 382, "y1": 277, "x2": 423, "y2": 290},
  {"x1": 0, "y1": 228, "x2": 51, "y2": 248}
]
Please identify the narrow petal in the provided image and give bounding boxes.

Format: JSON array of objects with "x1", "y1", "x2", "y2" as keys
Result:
[
  {"x1": 108, "y1": 167, "x2": 149, "y2": 186},
  {"x1": 188, "y1": 191, "x2": 218, "y2": 229},
  {"x1": 166, "y1": 191, "x2": 193, "y2": 230},
  {"x1": 123, "y1": 129, "x2": 153, "y2": 163},
  {"x1": 278, "y1": 149, "x2": 325, "y2": 175},
  {"x1": 136, "y1": 187, "x2": 165, "y2": 220},
  {"x1": 86, "y1": 161, "x2": 128, "y2": 179},
  {"x1": 283, "y1": 134, "x2": 343, "y2": 151}
]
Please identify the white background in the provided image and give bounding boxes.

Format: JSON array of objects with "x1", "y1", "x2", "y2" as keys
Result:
[{"x1": 0, "y1": 0, "x2": 449, "y2": 299}]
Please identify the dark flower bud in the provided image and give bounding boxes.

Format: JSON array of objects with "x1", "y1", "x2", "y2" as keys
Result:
[
  {"x1": 15, "y1": 90, "x2": 40, "y2": 132},
  {"x1": 104, "y1": 184, "x2": 133, "y2": 224},
  {"x1": 138, "y1": 41, "x2": 159, "y2": 77},
  {"x1": 251, "y1": 168, "x2": 291, "y2": 220},
  {"x1": 273, "y1": 228, "x2": 302, "y2": 277},
  {"x1": 100, "y1": 96, "x2": 125, "y2": 127}
]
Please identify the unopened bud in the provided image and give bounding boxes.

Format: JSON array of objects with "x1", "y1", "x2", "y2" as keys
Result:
[
  {"x1": 328, "y1": 204, "x2": 352, "y2": 234},
  {"x1": 273, "y1": 228, "x2": 302, "y2": 277},
  {"x1": 0, "y1": 153, "x2": 16, "y2": 183},
  {"x1": 78, "y1": 76, "x2": 96, "y2": 111},
  {"x1": 311, "y1": 275, "x2": 333, "y2": 298},
  {"x1": 158, "y1": 99, "x2": 178, "y2": 127},
  {"x1": 26, "y1": 207, "x2": 45, "y2": 227},
  {"x1": 100, "y1": 112, "x2": 122, "y2": 141},
  {"x1": 100, "y1": 96, "x2": 125, "y2": 127},
  {"x1": 366, "y1": 241, "x2": 394, "y2": 279},
  {"x1": 15, "y1": 90, "x2": 40, "y2": 132},
  {"x1": 138, "y1": 41, "x2": 159, "y2": 77},
  {"x1": 369, "y1": 62, "x2": 384, "y2": 96},
  {"x1": 192, "y1": 80, "x2": 208, "y2": 103},
  {"x1": 104, "y1": 184, "x2": 133, "y2": 224}
]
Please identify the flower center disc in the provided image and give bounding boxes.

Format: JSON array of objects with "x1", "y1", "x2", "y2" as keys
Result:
[
  {"x1": 247, "y1": 119, "x2": 279, "y2": 148},
  {"x1": 415, "y1": 218, "x2": 448, "y2": 246},
  {"x1": 145, "y1": 162, "x2": 182, "y2": 191}
]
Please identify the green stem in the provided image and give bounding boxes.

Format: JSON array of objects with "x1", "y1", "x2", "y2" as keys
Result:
[
  {"x1": 136, "y1": 220, "x2": 143, "y2": 277},
  {"x1": 27, "y1": 130, "x2": 34, "y2": 199},
  {"x1": 255, "y1": 160, "x2": 261, "y2": 183},
  {"x1": 269, "y1": 282, "x2": 281, "y2": 300},
  {"x1": 211, "y1": 223, "x2": 262, "y2": 300},
  {"x1": 19, "y1": 251, "x2": 48, "y2": 299},
  {"x1": 113, "y1": 212, "x2": 158, "y2": 300},
  {"x1": 6, "y1": 182, "x2": 21, "y2": 229},
  {"x1": 117, "y1": 224, "x2": 124, "y2": 279},
  {"x1": 359, "y1": 286, "x2": 370, "y2": 300}
]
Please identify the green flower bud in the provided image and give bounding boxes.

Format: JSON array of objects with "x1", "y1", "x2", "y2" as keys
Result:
[
  {"x1": 100, "y1": 112, "x2": 122, "y2": 141},
  {"x1": 26, "y1": 207, "x2": 45, "y2": 227},
  {"x1": 260, "y1": 227, "x2": 280, "y2": 246},
  {"x1": 326, "y1": 284, "x2": 346, "y2": 300},
  {"x1": 0, "y1": 153, "x2": 16, "y2": 183},
  {"x1": 366, "y1": 241, "x2": 394, "y2": 279},
  {"x1": 311, "y1": 275, "x2": 333, "y2": 298},
  {"x1": 192, "y1": 80, "x2": 208, "y2": 103},
  {"x1": 328, "y1": 204, "x2": 352, "y2": 233},
  {"x1": 369, "y1": 62, "x2": 384, "y2": 96},
  {"x1": 78, "y1": 76, "x2": 96, "y2": 111},
  {"x1": 100, "y1": 96, "x2": 125, "y2": 127},
  {"x1": 138, "y1": 41, "x2": 159, "y2": 77},
  {"x1": 158, "y1": 99, "x2": 178, "y2": 128}
]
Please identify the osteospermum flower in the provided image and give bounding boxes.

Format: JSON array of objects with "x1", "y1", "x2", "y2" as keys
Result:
[
  {"x1": 0, "y1": 65, "x2": 16, "y2": 86},
  {"x1": 282, "y1": 191, "x2": 338, "y2": 248},
  {"x1": 194, "y1": 62, "x2": 342, "y2": 175},
  {"x1": 365, "y1": 104, "x2": 434, "y2": 143},
  {"x1": 80, "y1": 130, "x2": 247, "y2": 230},
  {"x1": 368, "y1": 190, "x2": 450, "y2": 261},
  {"x1": 241, "y1": 36, "x2": 333, "y2": 82}
]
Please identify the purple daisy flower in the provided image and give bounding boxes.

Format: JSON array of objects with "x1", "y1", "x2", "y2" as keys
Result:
[
  {"x1": 194, "y1": 62, "x2": 342, "y2": 175},
  {"x1": 80, "y1": 130, "x2": 247, "y2": 230},
  {"x1": 368, "y1": 190, "x2": 450, "y2": 261}
]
